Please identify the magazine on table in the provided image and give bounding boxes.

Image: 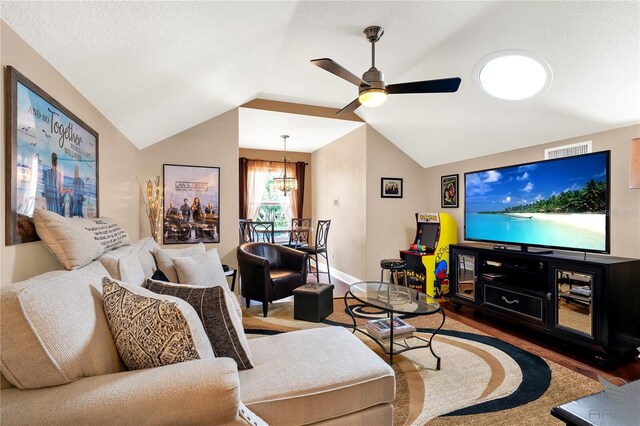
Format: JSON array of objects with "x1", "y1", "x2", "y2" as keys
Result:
[{"x1": 366, "y1": 317, "x2": 415, "y2": 339}]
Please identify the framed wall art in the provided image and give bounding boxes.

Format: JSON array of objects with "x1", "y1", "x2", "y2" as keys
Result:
[
  {"x1": 381, "y1": 177, "x2": 403, "y2": 198},
  {"x1": 441, "y1": 174, "x2": 459, "y2": 208},
  {"x1": 5, "y1": 66, "x2": 99, "y2": 245},
  {"x1": 163, "y1": 164, "x2": 220, "y2": 244}
]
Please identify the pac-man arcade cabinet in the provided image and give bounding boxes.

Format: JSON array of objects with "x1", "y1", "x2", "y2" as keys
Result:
[{"x1": 400, "y1": 213, "x2": 457, "y2": 298}]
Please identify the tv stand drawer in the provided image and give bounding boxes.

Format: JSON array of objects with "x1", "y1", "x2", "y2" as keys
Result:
[{"x1": 483, "y1": 285, "x2": 543, "y2": 322}]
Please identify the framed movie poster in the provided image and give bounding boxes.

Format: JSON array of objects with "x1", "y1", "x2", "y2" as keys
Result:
[
  {"x1": 441, "y1": 174, "x2": 459, "y2": 208},
  {"x1": 381, "y1": 177, "x2": 403, "y2": 198},
  {"x1": 5, "y1": 66, "x2": 99, "y2": 245},
  {"x1": 163, "y1": 164, "x2": 220, "y2": 244}
]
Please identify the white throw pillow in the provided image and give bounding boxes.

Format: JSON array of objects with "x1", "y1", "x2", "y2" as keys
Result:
[
  {"x1": 102, "y1": 277, "x2": 214, "y2": 371},
  {"x1": 173, "y1": 249, "x2": 229, "y2": 290},
  {"x1": 173, "y1": 249, "x2": 241, "y2": 319},
  {"x1": 152, "y1": 244, "x2": 205, "y2": 283},
  {"x1": 33, "y1": 208, "x2": 131, "y2": 270}
]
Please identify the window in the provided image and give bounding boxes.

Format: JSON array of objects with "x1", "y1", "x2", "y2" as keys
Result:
[{"x1": 255, "y1": 172, "x2": 291, "y2": 231}]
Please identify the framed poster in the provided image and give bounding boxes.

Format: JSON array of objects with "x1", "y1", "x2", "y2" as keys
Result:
[
  {"x1": 5, "y1": 66, "x2": 99, "y2": 245},
  {"x1": 441, "y1": 174, "x2": 459, "y2": 208},
  {"x1": 381, "y1": 177, "x2": 403, "y2": 198},
  {"x1": 163, "y1": 164, "x2": 220, "y2": 244}
]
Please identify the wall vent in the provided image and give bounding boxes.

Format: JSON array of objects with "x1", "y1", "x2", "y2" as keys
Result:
[{"x1": 545, "y1": 141, "x2": 592, "y2": 159}]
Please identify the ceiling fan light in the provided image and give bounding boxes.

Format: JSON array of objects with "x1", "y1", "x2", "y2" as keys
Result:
[
  {"x1": 477, "y1": 52, "x2": 551, "y2": 100},
  {"x1": 359, "y1": 89, "x2": 387, "y2": 107}
]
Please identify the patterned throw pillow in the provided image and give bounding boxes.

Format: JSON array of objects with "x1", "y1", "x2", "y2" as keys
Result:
[
  {"x1": 143, "y1": 279, "x2": 254, "y2": 370},
  {"x1": 102, "y1": 277, "x2": 214, "y2": 371}
]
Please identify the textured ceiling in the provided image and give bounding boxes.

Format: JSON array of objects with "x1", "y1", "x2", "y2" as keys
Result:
[
  {"x1": 2, "y1": 1, "x2": 638, "y2": 167},
  {"x1": 239, "y1": 108, "x2": 364, "y2": 153}
]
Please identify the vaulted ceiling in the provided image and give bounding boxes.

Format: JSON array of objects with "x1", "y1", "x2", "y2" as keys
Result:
[{"x1": 2, "y1": 1, "x2": 638, "y2": 167}]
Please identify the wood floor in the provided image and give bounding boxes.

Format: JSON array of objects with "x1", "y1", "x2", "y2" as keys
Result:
[{"x1": 322, "y1": 273, "x2": 640, "y2": 384}]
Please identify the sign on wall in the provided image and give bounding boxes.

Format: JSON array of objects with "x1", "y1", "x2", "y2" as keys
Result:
[
  {"x1": 163, "y1": 164, "x2": 220, "y2": 244},
  {"x1": 5, "y1": 66, "x2": 99, "y2": 245}
]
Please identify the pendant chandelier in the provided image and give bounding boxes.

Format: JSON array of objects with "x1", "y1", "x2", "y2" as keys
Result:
[{"x1": 273, "y1": 134, "x2": 298, "y2": 194}]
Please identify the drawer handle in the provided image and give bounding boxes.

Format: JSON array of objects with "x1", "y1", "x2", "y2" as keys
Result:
[{"x1": 501, "y1": 296, "x2": 519, "y2": 305}]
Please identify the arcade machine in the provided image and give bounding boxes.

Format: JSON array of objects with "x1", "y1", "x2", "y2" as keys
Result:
[{"x1": 400, "y1": 213, "x2": 457, "y2": 299}]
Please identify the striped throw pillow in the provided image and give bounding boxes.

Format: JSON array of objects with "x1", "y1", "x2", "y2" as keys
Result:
[{"x1": 143, "y1": 279, "x2": 253, "y2": 370}]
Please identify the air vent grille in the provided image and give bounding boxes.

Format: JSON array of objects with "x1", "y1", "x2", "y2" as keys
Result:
[{"x1": 545, "y1": 141, "x2": 592, "y2": 159}]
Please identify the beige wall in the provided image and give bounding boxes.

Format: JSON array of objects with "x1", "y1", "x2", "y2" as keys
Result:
[
  {"x1": 311, "y1": 125, "x2": 426, "y2": 281},
  {"x1": 238, "y1": 148, "x2": 312, "y2": 219},
  {"x1": 138, "y1": 109, "x2": 240, "y2": 266},
  {"x1": 312, "y1": 127, "x2": 367, "y2": 279},
  {"x1": 365, "y1": 126, "x2": 427, "y2": 280},
  {"x1": 422, "y1": 125, "x2": 640, "y2": 258},
  {"x1": 1, "y1": 21, "x2": 140, "y2": 284}
]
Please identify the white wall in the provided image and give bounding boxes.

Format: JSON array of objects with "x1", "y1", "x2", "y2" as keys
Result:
[
  {"x1": 1, "y1": 21, "x2": 140, "y2": 284},
  {"x1": 365, "y1": 126, "x2": 427, "y2": 279},
  {"x1": 311, "y1": 125, "x2": 427, "y2": 281},
  {"x1": 137, "y1": 109, "x2": 240, "y2": 266},
  {"x1": 312, "y1": 126, "x2": 367, "y2": 280},
  {"x1": 422, "y1": 125, "x2": 640, "y2": 258}
]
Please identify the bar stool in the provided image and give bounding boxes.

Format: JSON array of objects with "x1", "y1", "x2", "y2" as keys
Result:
[
  {"x1": 380, "y1": 258, "x2": 407, "y2": 286},
  {"x1": 378, "y1": 259, "x2": 410, "y2": 304}
]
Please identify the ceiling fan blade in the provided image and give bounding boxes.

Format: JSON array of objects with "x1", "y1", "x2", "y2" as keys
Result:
[
  {"x1": 311, "y1": 58, "x2": 370, "y2": 87},
  {"x1": 336, "y1": 98, "x2": 361, "y2": 116},
  {"x1": 387, "y1": 77, "x2": 461, "y2": 95}
]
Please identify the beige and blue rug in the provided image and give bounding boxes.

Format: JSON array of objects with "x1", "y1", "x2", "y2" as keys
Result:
[{"x1": 243, "y1": 298, "x2": 602, "y2": 425}]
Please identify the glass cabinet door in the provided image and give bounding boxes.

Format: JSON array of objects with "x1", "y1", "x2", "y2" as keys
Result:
[
  {"x1": 555, "y1": 269, "x2": 594, "y2": 338},
  {"x1": 455, "y1": 253, "x2": 476, "y2": 301}
]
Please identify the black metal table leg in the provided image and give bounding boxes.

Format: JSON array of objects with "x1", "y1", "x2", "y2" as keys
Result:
[{"x1": 428, "y1": 308, "x2": 446, "y2": 370}]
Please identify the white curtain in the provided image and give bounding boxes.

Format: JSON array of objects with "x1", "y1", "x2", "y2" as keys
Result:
[{"x1": 246, "y1": 161, "x2": 270, "y2": 220}]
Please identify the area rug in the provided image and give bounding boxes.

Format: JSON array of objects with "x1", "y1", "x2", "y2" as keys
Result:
[{"x1": 243, "y1": 298, "x2": 602, "y2": 425}]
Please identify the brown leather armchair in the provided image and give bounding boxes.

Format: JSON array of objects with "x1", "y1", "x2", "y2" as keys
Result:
[{"x1": 237, "y1": 242, "x2": 308, "y2": 317}]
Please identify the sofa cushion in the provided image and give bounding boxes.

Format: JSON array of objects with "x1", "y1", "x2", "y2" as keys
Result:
[
  {"x1": 0, "y1": 262, "x2": 123, "y2": 389},
  {"x1": 97, "y1": 244, "x2": 133, "y2": 280},
  {"x1": 174, "y1": 248, "x2": 230, "y2": 291},
  {"x1": 153, "y1": 243, "x2": 205, "y2": 283},
  {"x1": 98, "y1": 237, "x2": 159, "y2": 286},
  {"x1": 33, "y1": 208, "x2": 131, "y2": 270},
  {"x1": 118, "y1": 251, "x2": 146, "y2": 286},
  {"x1": 102, "y1": 278, "x2": 214, "y2": 371},
  {"x1": 143, "y1": 280, "x2": 253, "y2": 370},
  {"x1": 239, "y1": 327, "x2": 395, "y2": 424},
  {"x1": 133, "y1": 237, "x2": 160, "y2": 278}
]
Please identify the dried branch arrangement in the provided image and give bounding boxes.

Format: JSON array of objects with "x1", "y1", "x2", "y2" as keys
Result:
[{"x1": 138, "y1": 176, "x2": 163, "y2": 243}]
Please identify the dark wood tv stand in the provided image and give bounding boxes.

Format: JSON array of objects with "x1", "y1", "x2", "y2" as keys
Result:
[{"x1": 450, "y1": 243, "x2": 640, "y2": 357}]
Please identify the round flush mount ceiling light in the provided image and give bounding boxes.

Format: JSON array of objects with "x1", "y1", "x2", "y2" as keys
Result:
[{"x1": 476, "y1": 51, "x2": 552, "y2": 100}]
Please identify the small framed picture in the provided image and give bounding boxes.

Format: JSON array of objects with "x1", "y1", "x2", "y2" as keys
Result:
[
  {"x1": 441, "y1": 174, "x2": 459, "y2": 208},
  {"x1": 381, "y1": 177, "x2": 403, "y2": 198}
]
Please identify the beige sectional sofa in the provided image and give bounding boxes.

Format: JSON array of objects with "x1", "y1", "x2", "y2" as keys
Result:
[{"x1": 1, "y1": 239, "x2": 395, "y2": 425}]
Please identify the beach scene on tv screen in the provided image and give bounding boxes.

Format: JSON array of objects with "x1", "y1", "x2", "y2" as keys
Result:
[{"x1": 465, "y1": 153, "x2": 608, "y2": 251}]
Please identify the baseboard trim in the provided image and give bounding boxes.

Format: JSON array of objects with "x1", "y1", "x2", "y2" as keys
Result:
[{"x1": 314, "y1": 261, "x2": 362, "y2": 284}]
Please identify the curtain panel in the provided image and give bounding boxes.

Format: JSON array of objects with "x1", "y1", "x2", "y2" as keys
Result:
[{"x1": 239, "y1": 157, "x2": 306, "y2": 222}]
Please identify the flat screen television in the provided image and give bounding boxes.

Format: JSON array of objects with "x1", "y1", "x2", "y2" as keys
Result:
[{"x1": 464, "y1": 151, "x2": 610, "y2": 253}]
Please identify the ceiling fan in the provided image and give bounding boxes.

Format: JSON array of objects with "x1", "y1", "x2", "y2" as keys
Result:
[{"x1": 311, "y1": 26, "x2": 461, "y2": 116}]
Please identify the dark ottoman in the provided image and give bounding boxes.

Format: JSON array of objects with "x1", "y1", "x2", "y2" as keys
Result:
[{"x1": 293, "y1": 283, "x2": 334, "y2": 322}]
